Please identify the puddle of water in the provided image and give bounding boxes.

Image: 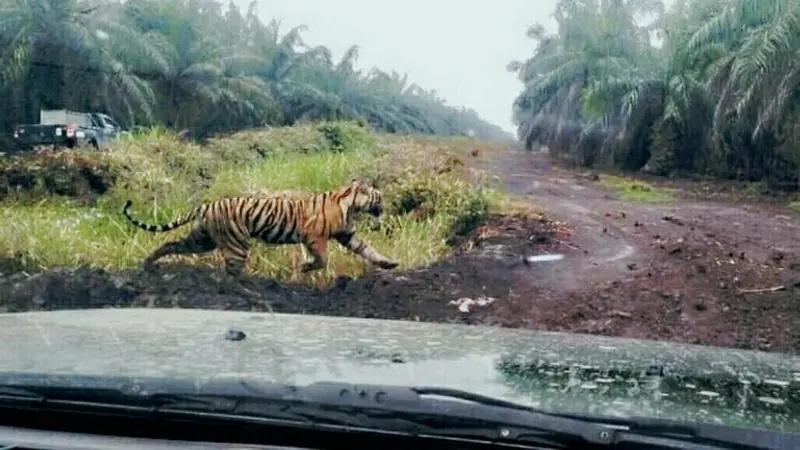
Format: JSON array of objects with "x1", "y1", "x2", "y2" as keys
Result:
[{"x1": 526, "y1": 254, "x2": 565, "y2": 263}]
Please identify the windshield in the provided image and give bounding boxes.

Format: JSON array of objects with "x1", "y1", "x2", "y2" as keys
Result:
[{"x1": 0, "y1": 0, "x2": 798, "y2": 438}]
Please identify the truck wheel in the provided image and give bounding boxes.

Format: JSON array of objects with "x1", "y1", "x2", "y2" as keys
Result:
[{"x1": 89, "y1": 139, "x2": 99, "y2": 150}]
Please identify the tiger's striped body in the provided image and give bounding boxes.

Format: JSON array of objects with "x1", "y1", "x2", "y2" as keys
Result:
[{"x1": 121, "y1": 180, "x2": 398, "y2": 276}]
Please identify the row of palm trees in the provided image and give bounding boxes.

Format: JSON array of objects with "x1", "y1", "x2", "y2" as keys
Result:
[
  {"x1": 0, "y1": 0, "x2": 511, "y2": 141},
  {"x1": 509, "y1": 0, "x2": 799, "y2": 187}
]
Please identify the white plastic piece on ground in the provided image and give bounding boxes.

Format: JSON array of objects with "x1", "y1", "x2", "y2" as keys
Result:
[
  {"x1": 448, "y1": 297, "x2": 496, "y2": 313},
  {"x1": 525, "y1": 254, "x2": 565, "y2": 263}
]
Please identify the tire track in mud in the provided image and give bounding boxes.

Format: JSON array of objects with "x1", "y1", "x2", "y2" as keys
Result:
[
  {"x1": 498, "y1": 150, "x2": 799, "y2": 290},
  {"x1": 499, "y1": 152, "x2": 647, "y2": 292}
]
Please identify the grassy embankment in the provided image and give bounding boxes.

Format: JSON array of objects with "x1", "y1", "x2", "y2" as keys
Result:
[
  {"x1": 597, "y1": 174, "x2": 677, "y2": 203},
  {"x1": 0, "y1": 121, "x2": 530, "y2": 285}
]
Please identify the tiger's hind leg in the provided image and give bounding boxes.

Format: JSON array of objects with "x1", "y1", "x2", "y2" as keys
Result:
[
  {"x1": 143, "y1": 227, "x2": 217, "y2": 271},
  {"x1": 217, "y1": 234, "x2": 252, "y2": 278},
  {"x1": 300, "y1": 236, "x2": 328, "y2": 273},
  {"x1": 216, "y1": 239, "x2": 261, "y2": 309},
  {"x1": 334, "y1": 231, "x2": 398, "y2": 269},
  {"x1": 220, "y1": 246, "x2": 251, "y2": 278}
]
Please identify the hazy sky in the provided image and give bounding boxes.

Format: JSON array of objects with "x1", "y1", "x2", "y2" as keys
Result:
[{"x1": 234, "y1": 0, "x2": 559, "y2": 133}]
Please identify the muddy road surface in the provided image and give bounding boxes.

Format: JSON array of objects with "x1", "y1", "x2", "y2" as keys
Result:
[
  {"x1": 1, "y1": 150, "x2": 798, "y2": 354},
  {"x1": 493, "y1": 151, "x2": 800, "y2": 353}
]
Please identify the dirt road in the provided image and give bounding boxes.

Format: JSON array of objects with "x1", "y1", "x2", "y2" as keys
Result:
[
  {"x1": 491, "y1": 150, "x2": 800, "y2": 352},
  {"x1": 499, "y1": 153, "x2": 647, "y2": 291},
  {"x1": 1, "y1": 149, "x2": 798, "y2": 353}
]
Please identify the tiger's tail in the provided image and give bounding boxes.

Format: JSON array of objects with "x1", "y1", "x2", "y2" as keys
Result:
[{"x1": 121, "y1": 200, "x2": 201, "y2": 233}]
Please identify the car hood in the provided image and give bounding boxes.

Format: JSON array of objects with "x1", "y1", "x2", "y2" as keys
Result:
[{"x1": 0, "y1": 308, "x2": 798, "y2": 433}]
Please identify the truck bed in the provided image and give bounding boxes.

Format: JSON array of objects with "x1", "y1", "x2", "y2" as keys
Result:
[{"x1": 12, "y1": 124, "x2": 79, "y2": 152}]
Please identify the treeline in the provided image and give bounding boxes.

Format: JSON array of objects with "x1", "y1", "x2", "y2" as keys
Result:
[
  {"x1": 0, "y1": 0, "x2": 510, "y2": 141},
  {"x1": 509, "y1": 0, "x2": 800, "y2": 188}
]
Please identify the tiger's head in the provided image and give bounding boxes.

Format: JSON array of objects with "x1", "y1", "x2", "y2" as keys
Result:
[{"x1": 343, "y1": 179, "x2": 385, "y2": 224}]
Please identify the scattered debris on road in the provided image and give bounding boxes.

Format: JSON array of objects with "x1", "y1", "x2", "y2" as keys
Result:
[{"x1": 449, "y1": 296, "x2": 496, "y2": 313}]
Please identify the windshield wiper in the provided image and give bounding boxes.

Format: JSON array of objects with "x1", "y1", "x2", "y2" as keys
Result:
[
  {"x1": 0, "y1": 373, "x2": 795, "y2": 450},
  {"x1": 0, "y1": 374, "x2": 606, "y2": 448}
]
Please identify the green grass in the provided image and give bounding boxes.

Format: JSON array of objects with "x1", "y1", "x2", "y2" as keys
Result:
[
  {"x1": 598, "y1": 174, "x2": 677, "y2": 203},
  {"x1": 0, "y1": 121, "x2": 511, "y2": 286}
]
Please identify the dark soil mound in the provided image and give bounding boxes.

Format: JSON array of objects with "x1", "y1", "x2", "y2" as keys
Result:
[{"x1": 0, "y1": 150, "x2": 115, "y2": 203}]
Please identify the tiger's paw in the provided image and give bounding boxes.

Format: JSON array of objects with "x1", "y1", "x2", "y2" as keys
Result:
[{"x1": 376, "y1": 260, "x2": 399, "y2": 270}]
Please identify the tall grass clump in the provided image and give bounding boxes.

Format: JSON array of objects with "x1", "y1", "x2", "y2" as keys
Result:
[
  {"x1": 0, "y1": 121, "x2": 510, "y2": 285},
  {"x1": 598, "y1": 174, "x2": 677, "y2": 203}
]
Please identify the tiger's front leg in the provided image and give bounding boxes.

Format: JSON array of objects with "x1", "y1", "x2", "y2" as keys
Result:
[
  {"x1": 334, "y1": 231, "x2": 398, "y2": 269},
  {"x1": 300, "y1": 236, "x2": 328, "y2": 273}
]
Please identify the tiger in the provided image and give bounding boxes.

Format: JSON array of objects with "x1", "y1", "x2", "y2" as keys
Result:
[{"x1": 121, "y1": 180, "x2": 399, "y2": 276}]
